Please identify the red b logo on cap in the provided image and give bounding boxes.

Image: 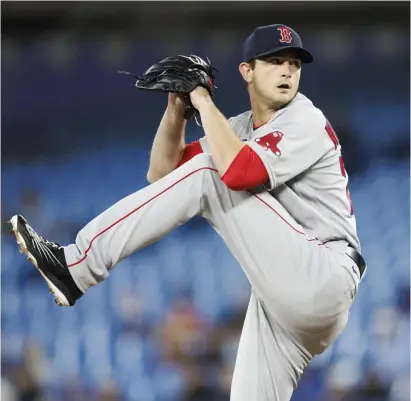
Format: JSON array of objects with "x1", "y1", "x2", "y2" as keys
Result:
[{"x1": 277, "y1": 26, "x2": 292, "y2": 44}]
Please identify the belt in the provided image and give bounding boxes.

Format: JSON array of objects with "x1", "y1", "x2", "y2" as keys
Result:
[
  {"x1": 345, "y1": 246, "x2": 367, "y2": 279},
  {"x1": 324, "y1": 240, "x2": 367, "y2": 279}
]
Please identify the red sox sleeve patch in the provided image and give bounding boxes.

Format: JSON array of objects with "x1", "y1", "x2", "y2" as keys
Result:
[{"x1": 255, "y1": 131, "x2": 284, "y2": 157}]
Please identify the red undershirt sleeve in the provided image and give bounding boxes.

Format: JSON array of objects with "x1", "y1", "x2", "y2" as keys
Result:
[
  {"x1": 222, "y1": 145, "x2": 269, "y2": 191},
  {"x1": 176, "y1": 140, "x2": 203, "y2": 168},
  {"x1": 176, "y1": 141, "x2": 268, "y2": 191}
]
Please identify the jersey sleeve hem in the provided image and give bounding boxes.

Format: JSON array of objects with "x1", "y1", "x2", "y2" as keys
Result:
[{"x1": 246, "y1": 141, "x2": 277, "y2": 190}]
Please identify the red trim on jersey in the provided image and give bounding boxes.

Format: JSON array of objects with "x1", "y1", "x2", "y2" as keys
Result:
[
  {"x1": 176, "y1": 141, "x2": 203, "y2": 168},
  {"x1": 325, "y1": 120, "x2": 339, "y2": 150},
  {"x1": 67, "y1": 167, "x2": 218, "y2": 268},
  {"x1": 253, "y1": 120, "x2": 269, "y2": 130},
  {"x1": 222, "y1": 145, "x2": 269, "y2": 191},
  {"x1": 251, "y1": 192, "x2": 317, "y2": 240},
  {"x1": 67, "y1": 167, "x2": 323, "y2": 268}
]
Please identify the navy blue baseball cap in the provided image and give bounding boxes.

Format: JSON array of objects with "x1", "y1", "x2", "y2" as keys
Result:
[{"x1": 243, "y1": 24, "x2": 314, "y2": 63}]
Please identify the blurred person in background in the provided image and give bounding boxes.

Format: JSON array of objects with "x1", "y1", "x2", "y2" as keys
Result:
[
  {"x1": 96, "y1": 381, "x2": 123, "y2": 401},
  {"x1": 1, "y1": 343, "x2": 47, "y2": 401},
  {"x1": 156, "y1": 290, "x2": 223, "y2": 397},
  {"x1": 1, "y1": 375, "x2": 18, "y2": 401},
  {"x1": 157, "y1": 290, "x2": 212, "y2": 366}
]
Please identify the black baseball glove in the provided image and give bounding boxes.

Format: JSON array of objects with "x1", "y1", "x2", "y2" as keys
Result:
[{"x1": 118, "y1": 54, "x2": 218, "y2": 123}]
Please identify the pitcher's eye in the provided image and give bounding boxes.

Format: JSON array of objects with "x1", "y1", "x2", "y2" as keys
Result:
[
  {"x1": 264, "y1": 56, "x2": 281, "y2": 64},
  {"x1": 290, "y1": 60, "x2": 302, "y2": 69}
]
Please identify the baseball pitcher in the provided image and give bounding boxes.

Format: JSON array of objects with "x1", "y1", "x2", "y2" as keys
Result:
[{"x1": 10, "y1": 24, "x2": 366, "y2": 400}]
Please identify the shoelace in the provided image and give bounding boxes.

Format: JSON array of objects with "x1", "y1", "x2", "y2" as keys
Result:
[
  {"x1": 26, "y1": 224, "x2": 61, "y2": 249},
  {"x1": 27, "y1": 229, "x2": 65, "y2": 268},
  {"x1": 41, "y1": 238, "x2": 61, "y2": 249}
]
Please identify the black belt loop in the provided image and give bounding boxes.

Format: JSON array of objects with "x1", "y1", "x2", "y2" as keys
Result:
[{"x1": 345, "y1": 246, "x2": 367, "y2": 279}]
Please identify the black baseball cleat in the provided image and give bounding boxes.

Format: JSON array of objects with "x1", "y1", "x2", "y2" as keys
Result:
[{"x1": 9, "y1": 215, "x2": 83, "y2": 307}]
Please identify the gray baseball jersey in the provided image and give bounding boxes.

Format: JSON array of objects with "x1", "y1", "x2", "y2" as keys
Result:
[
  {"x1": 64, "y1": 92, "x2": 362, "y2": 401},
  {"x1": 200, "y1": 92, "x2": 360, "y2": 252}
]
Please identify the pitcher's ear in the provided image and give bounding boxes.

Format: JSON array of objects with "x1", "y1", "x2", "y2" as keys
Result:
[{"x1": 239, "y1": 62, "x2": 253, "y2": 84}]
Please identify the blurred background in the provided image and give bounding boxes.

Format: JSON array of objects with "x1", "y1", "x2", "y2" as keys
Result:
[{"x1": 1, "y1": 1, "x2": 410, "y2": 401}]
